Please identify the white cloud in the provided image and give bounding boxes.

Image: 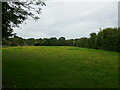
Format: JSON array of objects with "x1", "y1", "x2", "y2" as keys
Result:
[
  {"x1": 48, "y1": 0, "x2": 119, "y2": 2},
  {"x1": 14, "y1": 1, "x2": 118, "y2": 39}
]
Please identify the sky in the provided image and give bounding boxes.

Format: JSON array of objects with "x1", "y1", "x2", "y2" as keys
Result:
[{"x1": 14, "y1": 0, "x2": 118, "y2": 39}]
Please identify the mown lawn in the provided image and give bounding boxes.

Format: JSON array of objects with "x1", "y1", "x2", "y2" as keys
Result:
[{"x1": 2, "y1": 46, "x2": 119, "y2": 88}]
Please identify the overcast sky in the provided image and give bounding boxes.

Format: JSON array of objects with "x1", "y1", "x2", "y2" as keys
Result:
[{"x1": 14, "y1": 0, "x2": 118, "y2": 39}]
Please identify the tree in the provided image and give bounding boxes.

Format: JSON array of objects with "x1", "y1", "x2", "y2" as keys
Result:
[
  {"x1": 89, "y1": 32, "x2": 97, "y2": 48},
  {"x1": 42, "y1": 38, "x2": 49, "y2": 46},
  {"x1": 26, "y1": 38, "x2": 36, "y2": 46},
  {"x1": 58, "y1": 37, "x2": 66, "y2": 46},
  {"x1": 49, "y1": 37, "x2": 58, "y2": 46},
  {"x1": 66, "y1": 39, "x2": 74, "y2": 46},
  {"x1": 11, "y1": 36, "x2": 26, "y2": 46},
  {"x1": 2, "y1": 39, "x2": 11, "y2": 46},
  {"x1": 2, "y1": 0, "x2": 46, "y2": 40},
  {"x1": 34, "y1": 38, "x2": 43, "y2": 46},
  {"x1": 77, "y1": 38, "x2": 89, "y2": 48}
]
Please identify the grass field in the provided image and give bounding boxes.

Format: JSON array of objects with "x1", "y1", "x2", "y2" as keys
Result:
[{"x1": 2, "y1": 46, "x2": 119, "y2": 88}]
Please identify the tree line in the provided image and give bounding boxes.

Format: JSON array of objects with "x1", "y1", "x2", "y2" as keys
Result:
[
  {"x1": 2, "y1": 2, "x2": 119, "y2": 52},
  {"x1": 2, "y1": 27, "x2": 120, "y2": 52}
]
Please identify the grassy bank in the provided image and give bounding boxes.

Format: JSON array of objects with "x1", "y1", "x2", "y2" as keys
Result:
[{"x1": 2, "y1": 46, "x2": 119, "y2": 88}]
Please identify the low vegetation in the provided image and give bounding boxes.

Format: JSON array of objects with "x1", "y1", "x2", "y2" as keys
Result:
[{"x1": 3, "y1": 46, "x2": 119, "y2": 88}]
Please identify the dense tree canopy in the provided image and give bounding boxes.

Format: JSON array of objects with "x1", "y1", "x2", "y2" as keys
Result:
[
  {"x1": 2, "y1": 0, "x2": 46, "y2": 40},
  {"x1": 2, "y1": 27, "x2": 120, "y2": 52}
]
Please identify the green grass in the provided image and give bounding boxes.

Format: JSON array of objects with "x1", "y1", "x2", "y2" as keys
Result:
[{"x1": 2, "y1": 46, "x2": 119, "y2": 88}]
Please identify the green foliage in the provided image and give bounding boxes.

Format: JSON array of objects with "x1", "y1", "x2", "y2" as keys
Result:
[
  {"x1": 58, "y1": 37, "x2": 66, "y2": 46},
  {"x1": 74, "y1": 27, "x2": 119, "y2": 52},
  {"x1": 2, "y1": 27, "x2": 119, "y2": 52},
  {"x1": 66, "y1": 39, "x2": 74, "y2": 46},
  {"x1": 2, "y1": 39, "x2": 11, "y2": 46},
  {"x1": 49, "y1": 37, "x2": 58, "y2": 46},
  {"x1": 11, "y1": 36, "x2": 26, "y2": 46},
  {"x1": 2, "y1": 1, "x2": 46, "y2": 40},
  {"x1": 26, "y1": 38, "x2": 35, "y2": 46}
]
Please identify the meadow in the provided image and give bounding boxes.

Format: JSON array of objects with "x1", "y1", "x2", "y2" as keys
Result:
[{"x1": 2, "y1": 46, "x2": 119, "y2": 88}]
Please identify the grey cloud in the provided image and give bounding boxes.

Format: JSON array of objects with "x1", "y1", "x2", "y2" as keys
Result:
[{"x1": 14, "y1": 2, "x2": 118, "y2": 39}]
